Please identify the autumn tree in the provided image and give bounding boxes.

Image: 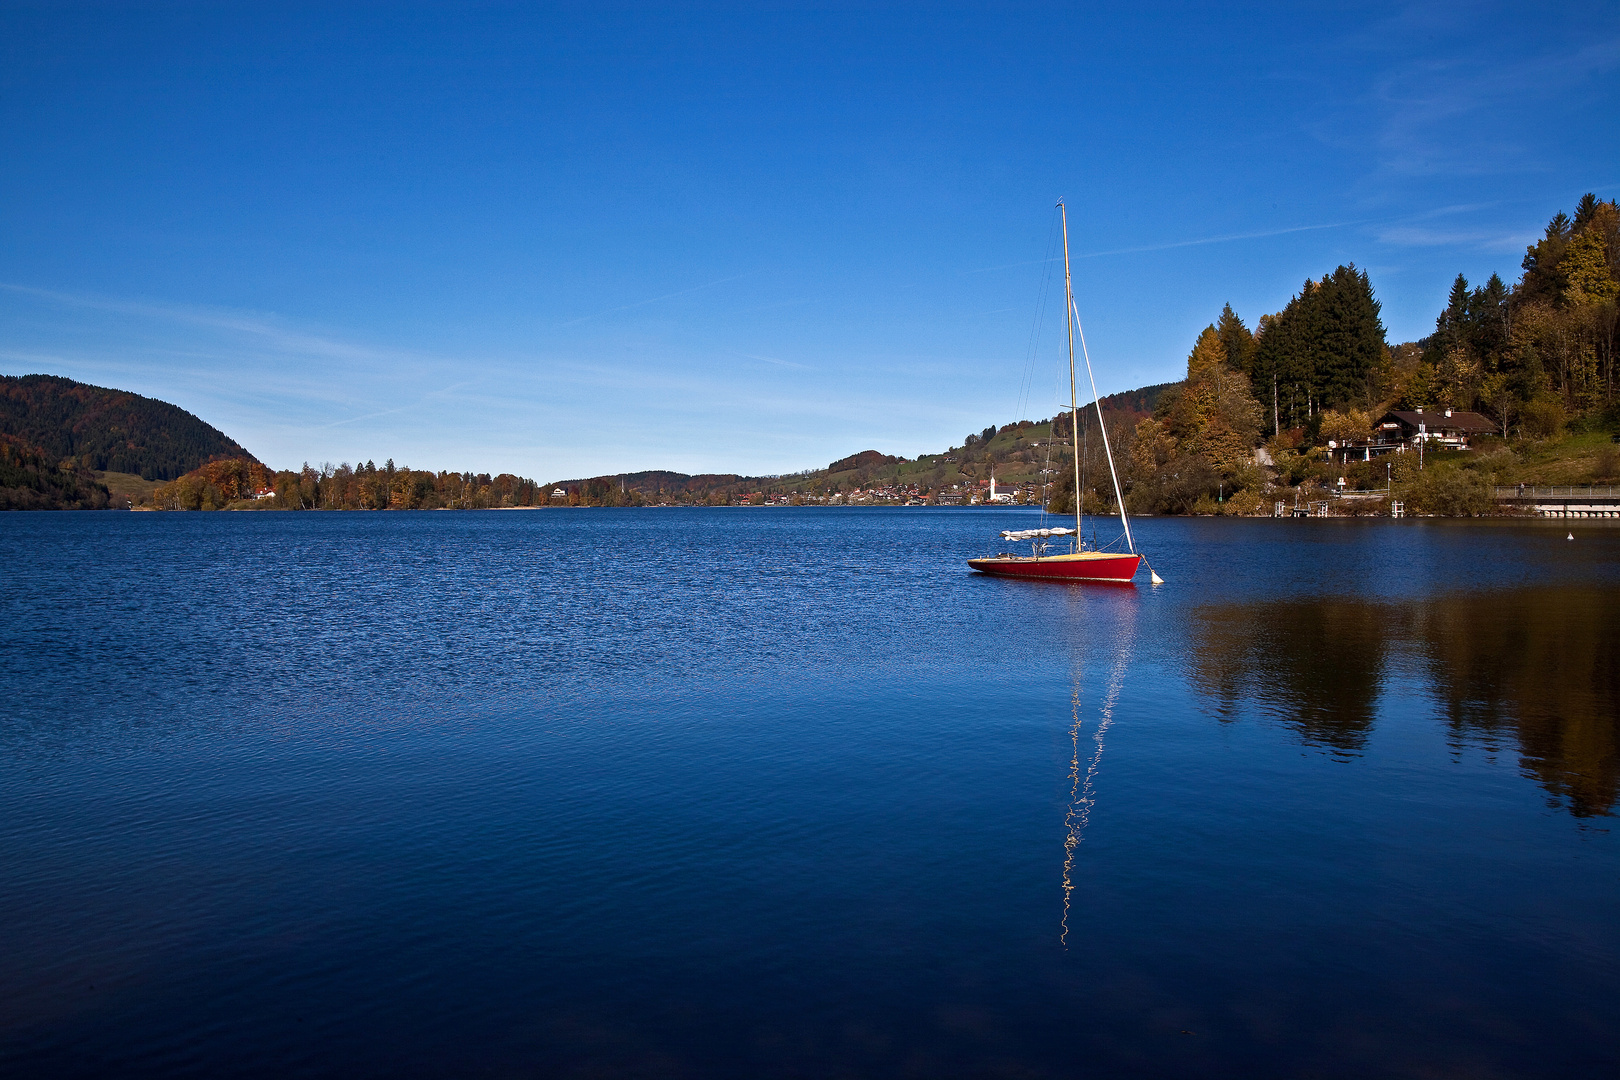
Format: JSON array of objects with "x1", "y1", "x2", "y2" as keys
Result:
[
  {"x1": 1161, "y1": 325, "x2": 1264, "y2": 476},
  {"x1": 1424, "y1": 194, "x2": 1620, "y2": 424},
  {"x1": 1319, "y1": 409, "x2": 1372, "y2": 445}
]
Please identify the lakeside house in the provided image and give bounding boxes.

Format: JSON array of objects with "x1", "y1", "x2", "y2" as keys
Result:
[
  {"x1": 1380, "y1": 408, "x2": 1496, "y2": 449},
  {"x1": 1336, "y1": 408, "x2": 1498, "y2": 460}
]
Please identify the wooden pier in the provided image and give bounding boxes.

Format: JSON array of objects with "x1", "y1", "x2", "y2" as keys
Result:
[{"x1": 1494, "y1": 485, "x2": 1620, "y2": 518}]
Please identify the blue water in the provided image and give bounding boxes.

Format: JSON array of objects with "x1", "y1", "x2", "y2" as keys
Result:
[{"x1": 2, "y1": 509, "x2": 1616, "y2": 1078}]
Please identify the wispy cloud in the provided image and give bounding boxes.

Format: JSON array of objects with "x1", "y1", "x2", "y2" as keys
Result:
[
  {"x1": 0, "y1": 281, "x2": 508, "y2": 431},
  {"x1": 0, "y1": 347, "x2": 82, "y2": 371},
  {"x1": 1072, "y1": 220, "x2": 1360, "y2": 259},
  {"x1": 1366, "y1": 33, "x2": 1620, "y2": 177},
  {"x1": 737, "y1": 352, "x2": 811, "y2": 370},
  {"x1": 963, "y1": 198, "x2": 1550, "y2": 272},
  {"x1": 0, "y1": 281, "x2": 401, "y2": 365},
  {"x1": 1405, "y1": 202, "x2": 1502, "y2": 220},
  {"x1": 319, "y1": 381, "x2": 476, "y2": 428},
  {"x1": 961, "y1": 256, "x2": 1060, "y2": 275},
  {"x1": 1376, "y1": 226, "x2": 1536, "y2": 251},
  {"x1": 555, "y1": 273, "x2": 751, "y2": 328}
]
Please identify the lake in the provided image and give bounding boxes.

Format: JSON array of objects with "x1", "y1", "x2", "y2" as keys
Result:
[{"x1": 1, "y1": 508, "x2": 1616, "y2": 1078}]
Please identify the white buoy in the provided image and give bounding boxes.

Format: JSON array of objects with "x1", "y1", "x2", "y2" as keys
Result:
[{"x1": 1568, "y1": 532, "x2": 1575, "y2": 540}]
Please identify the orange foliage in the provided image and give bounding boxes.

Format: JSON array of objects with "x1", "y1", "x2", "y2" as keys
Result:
[{"x1": 152, "y1": 457, "x2": 272, "y2": 510}]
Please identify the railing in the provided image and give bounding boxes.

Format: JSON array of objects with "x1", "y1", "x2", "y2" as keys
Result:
[{"x1": 1495, "y1": 486, "x2": 1620, "y2": 499}]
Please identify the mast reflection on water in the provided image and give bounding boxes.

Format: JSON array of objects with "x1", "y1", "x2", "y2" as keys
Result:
[{"x1": 1060, "y1": 592, "x2": 1137, "y2": 946}]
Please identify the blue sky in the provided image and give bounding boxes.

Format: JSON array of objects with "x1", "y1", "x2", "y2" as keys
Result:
[{"x1": 2, "y1": 2, "x2": 1617, "y2": 479}]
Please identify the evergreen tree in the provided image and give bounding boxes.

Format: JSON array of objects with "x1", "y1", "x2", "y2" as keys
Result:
[
  {"x1": 1312, "y1": 265, "x2": 1386, "y2": 409},
  {"x1": 1429, "y1": 195, "x2": 1620, "y2": 424},
  {"x1": 1519, "y1": 211, "x2": 1576, "y2": 305},
  {"x1": 1436, "y1": 274, "x2": 1470, "y2": 353},
  {"x1": 1252, "y1": 281, "x2": 1317, "y2": 429},
  {"x1": 1216, "y1": 303, "x2": 1256, "y2": 374},
  {"x1": 1252, "y1": 266, "x2": 1385, "y2": 423},
  {"x1": 1478, "y1": 274, "x2": 1510, "y2": 343},
  {"x1": 1573, "y1": 193, "x2": 1599, "y2": 229}
]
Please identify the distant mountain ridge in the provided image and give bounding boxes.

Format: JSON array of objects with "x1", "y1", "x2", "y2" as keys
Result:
[
  {"x1": 543, "y1": 388, "x2": 1174, "y2": 505},
  {"x1": 1, "y1": 371, "x2": 1177, "y2": 510},
  {"x1": 0, "y1": 374, "x2": 255, "y2": 481}
]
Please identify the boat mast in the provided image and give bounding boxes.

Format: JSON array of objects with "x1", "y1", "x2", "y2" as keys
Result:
[
  {"x1": 1059, "y1": 203, "x2": 1136, "y2": 555},
  {"x1": 1059, "y1": 203, "x2": 1083, "y2": 543}
]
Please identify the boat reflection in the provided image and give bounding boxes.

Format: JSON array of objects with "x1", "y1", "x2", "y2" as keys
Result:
[{"x1": 1190, "y1": 586, "x2": 1620, "y2": 817}]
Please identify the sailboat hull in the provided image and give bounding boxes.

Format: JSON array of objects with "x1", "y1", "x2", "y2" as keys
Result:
[{"x1": 967, "y1": 551, "x2": 1141, "y2": 582}]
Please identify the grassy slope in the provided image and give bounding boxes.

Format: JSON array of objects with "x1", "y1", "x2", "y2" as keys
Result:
[
  {"x1": 96, "y1": 471, "x2": 163, "y2": 507},
  {"x1": 1507, "y1": 431, "x2": 1620, "y2": 485}
]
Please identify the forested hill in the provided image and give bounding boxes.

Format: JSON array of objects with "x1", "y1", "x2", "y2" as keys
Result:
[
  {"x1": 540, "y1": 392, "x2": 1167, "y2": 507},
  {"x1": 544, "y1": 469, "x2": 750, "y2": 499},
  {"x1": 0, "y1": 374, "x2": 255, "y2": 480},
  {"x1": 1097, "y1": 383, "x2": 1176, "y2": 422},
  {"x1": 0, "y1": 433, "x2": 112, "y2": 510}
]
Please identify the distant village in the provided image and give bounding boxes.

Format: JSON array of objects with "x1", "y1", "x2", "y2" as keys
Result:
[
  {"x1": 539, "y1": 405, "x2": 1530, "y2": 511},
  {"x1": 547, "y1": 472, "x2": 1036, "y2": 507}
]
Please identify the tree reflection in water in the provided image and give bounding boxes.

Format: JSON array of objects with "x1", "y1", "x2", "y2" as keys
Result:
[
  {"x1": 1420, "y1": 588, "x2": 1620, "y2": 818},
  {"x1": 1191, "y1": 587, "x2": 1620, "y2": 817},
  {"x1": 1192, "y1": 597, "x2": 1400, "y2": 756}
]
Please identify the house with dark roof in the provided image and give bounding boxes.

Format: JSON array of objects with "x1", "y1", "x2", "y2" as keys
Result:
[
  {"x1": 1377, "y1": 409, "x2": 1496, "y2": 450},
  {"x1": 1328, "y1": 408, "x2": 1498, "y2": 462}
]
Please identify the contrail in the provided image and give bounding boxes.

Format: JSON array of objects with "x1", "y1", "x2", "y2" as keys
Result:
[
  {"x1": 556, "y1": 273, "x2": 751, "y2": 328},
  {"x1": 1072, "y1": 220, "x2": 1362, "y2": 259}
]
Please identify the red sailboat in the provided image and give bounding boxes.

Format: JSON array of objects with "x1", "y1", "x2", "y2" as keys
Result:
[
  {"x1": 968, "y1": 203, "x2": 1160, "y2": 585},
  {"x1": 968, "y1": 542, "x2": 1143, "y2": 583}
]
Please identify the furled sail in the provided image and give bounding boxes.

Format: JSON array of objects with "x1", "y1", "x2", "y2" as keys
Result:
[{"x1": 1000, "y1": 528, "x2": 1076, "y2": 541}]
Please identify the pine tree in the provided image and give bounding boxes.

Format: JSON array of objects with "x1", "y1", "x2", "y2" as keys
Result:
[
  {"x1": 1437, "y1": 274, "x2": 1470, "y2": 352},
  {"x1": 1471, "y1": 273, "x2": 1511, "y2": 372},
  {"x1": 1313, "y1": 265, "x2": 1386, "y2": 410},
  {"x1": 1253, "y1": 287, "x2": 1307, "y2": 429},
  {"x1": 1520, "y1": 211, "x2": 1576, "y2": 305},
  {"x1": 1429, "y1": 195, "x2": 1620, "y2": 423},
  {"x1": 1574, "y1": 192, "x2": 1600, "y2": 229},
  {"x1": 1216, "y1": 303, "x2": 1256, "y2": 374}
]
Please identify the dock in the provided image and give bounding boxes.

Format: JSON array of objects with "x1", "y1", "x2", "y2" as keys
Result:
[{"x1": 1494, "y1": 485, "x2": 1620, "y2": 518}]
